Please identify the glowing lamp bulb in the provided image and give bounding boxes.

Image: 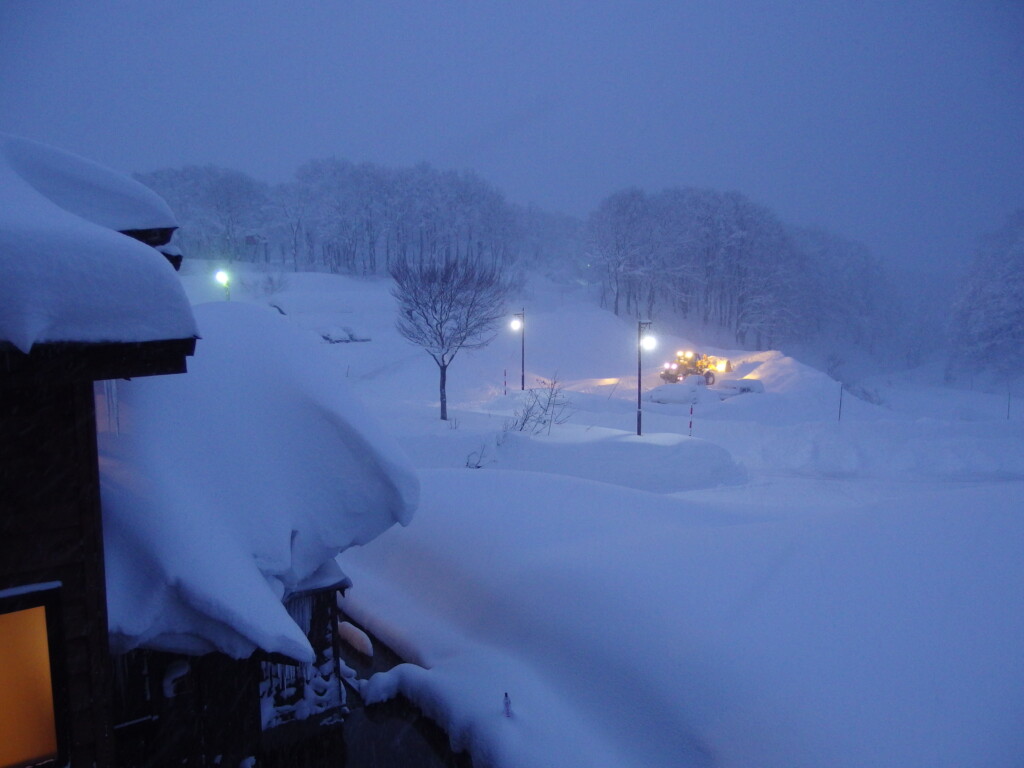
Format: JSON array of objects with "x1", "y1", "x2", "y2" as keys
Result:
[
  {"x1": 510, "y1": 317, "x2": 523, "y2": 331},
  {"x1": 641, "y1": 335, "x2": 657, "y2": 352},
  {"x1": 215, "y1": 270, "x2": 230, "y2": 286}
]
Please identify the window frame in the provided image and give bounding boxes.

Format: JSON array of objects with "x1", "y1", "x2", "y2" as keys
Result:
[{"x1": 0, "y1": 583, "x2": 68, "y2": 768}]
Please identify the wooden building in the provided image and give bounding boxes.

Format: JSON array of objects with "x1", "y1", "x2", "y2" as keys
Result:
[
  {"x1": 0, "y1": 338, "x2": 195, "y2": 767},
  {"x1": 0, "y1": 133, "x2": 198, "y2": 768},
  {"x1": 108, "y1": 583, "x2": 350, "y2": 767}
]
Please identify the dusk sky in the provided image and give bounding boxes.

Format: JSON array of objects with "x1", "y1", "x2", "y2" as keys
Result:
[{"x1": 1, "y1": 0, "x2": 1022, "y2": 275}]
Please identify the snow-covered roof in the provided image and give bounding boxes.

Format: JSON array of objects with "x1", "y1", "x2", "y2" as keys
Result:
[
  {"x1": 100, "y1": 302, "x2": 418, "y2": 661},
  {"x1": 0, "y1": 133, "x2": 196, "y2": 353}
]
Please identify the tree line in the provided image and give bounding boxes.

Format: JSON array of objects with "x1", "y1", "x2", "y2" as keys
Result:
[
  {"x1": 136, "y1": 161, "x2": 572, "y2": 278},
  {"x1": 137, "y1": 160, "x2": 896, "y2": 358},
  {"x1": 949, "y1": 209, "x2": 1024, "y2": 384},
  {"x1": 585, "y1": 187, "x2": 888, "y2": 351}
]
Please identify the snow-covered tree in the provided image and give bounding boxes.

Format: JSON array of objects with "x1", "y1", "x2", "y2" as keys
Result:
[
  {"x1": 950, "y1": 210, "x2": 1024, "y2": 381},
  {"x1": 512, "y1": 204, "x2": 585, "y2": 280},
  {"x1": 587, "y1": 188, "x2": 652, "y2": 317},
  {"x1": 789, "y1": 226, "x2": 888, "y2": 350},
  {"x1": 586, "y1": 186, "x2": 812, "y2": 348},
  {"x1": 135, "y1": 165, "x2": 269, "y2": 261},
  {"x1": 138, "y1": 159, "x2": 528, "y2": 276}
]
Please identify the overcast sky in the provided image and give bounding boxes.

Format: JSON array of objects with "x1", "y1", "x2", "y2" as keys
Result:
[{"x1": 1, "y1": 0, "x2": 1021, "y2": 275}]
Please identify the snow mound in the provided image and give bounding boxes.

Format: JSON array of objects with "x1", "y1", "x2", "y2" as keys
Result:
[
  {"x1": 2, "y1": 133, "x2": 176, "y2": 231},
  {"x1": 340, "y1": 469, "x2": 1024, "y2": 768},
  {"x1": 100, "y1": 302, "x2": 418, "y2": 660},
  {"x1": 696, "y1": 350, "x2": 872, "y2": 424},
  {"x1": 648, "y1": 379, "x2": 727, "y2": 405},
  {"x1": 491, "y1": 427, "x2": 746, "y2": 492},
  {"x1": 757, "y1": 420, "x2": 1024, "y2": 480},
  {"x1": 719, "y1": 377, "x2": 765, "y2": 394},
  {"x1": 0, "y1": 133, "x2": 195, "y2": 352},
  {"x1": 726, "y1": 350, "x2": 835, "y2": 395}
]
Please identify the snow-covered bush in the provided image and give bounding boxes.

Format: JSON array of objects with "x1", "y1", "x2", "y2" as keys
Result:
[{"x1": 504, "y1": 376, "x2": 572, "y2": 435}]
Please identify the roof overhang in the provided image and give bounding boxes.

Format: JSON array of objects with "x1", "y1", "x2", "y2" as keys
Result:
[{"x1": 0, "y1": 337, "x2": 197, "y2": 388}]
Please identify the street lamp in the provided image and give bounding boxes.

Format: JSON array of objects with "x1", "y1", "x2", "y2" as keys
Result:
[
  {"x1": 637, "y1": 321, "x2": 655, "y2": 436},
  {"x1": 510, "y1": 309, "x2": 525, "y2": 390},
  {"x1": 214, "y1": 269, "x2": 231, "y2": 301}
]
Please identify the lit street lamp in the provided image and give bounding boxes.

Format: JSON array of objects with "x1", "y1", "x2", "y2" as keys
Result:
[
  {"x1": 637, "y1": 321, "x2": 655, "y2": 436},
  {"x1": 215, "y1": 269, "x2": 231, "y2": 301},
  {"x1": 510, "y1": 309, "x2": 525, "y2": 390}
]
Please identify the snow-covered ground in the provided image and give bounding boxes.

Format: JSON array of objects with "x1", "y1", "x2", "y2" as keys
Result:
[{"x1": 183, "y1": 263, "x2": 1024, "y2": 768}]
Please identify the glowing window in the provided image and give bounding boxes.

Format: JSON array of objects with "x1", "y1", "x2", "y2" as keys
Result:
[{"x1": 0, "y1": 591, "x2": 62, "y2": 768}]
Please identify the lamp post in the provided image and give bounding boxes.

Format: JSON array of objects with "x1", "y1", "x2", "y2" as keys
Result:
[
  {"x1": 637, "y1": 321, "x2": 655, "y2": 436},
  {"x1": 214, "y1": 269, "x2": 231, "y2": 301},
  {"x1": 510, "y1": 310, "x2": 525, "y2": 390}
]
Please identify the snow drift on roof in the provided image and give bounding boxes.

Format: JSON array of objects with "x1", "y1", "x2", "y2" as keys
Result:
[
  {"x1": 0, "y1": 133, "x2": 195, "y2": 352},
  {"x1": 2, "y1": 134, "x2": 177, "y2": 231},
  {"x1": 100, "y1": 302, "x2": 418, "y2": 661}
]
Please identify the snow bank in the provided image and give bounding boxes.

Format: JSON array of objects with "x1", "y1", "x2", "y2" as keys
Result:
[
  {"x1": 755, "y1": 419, "x2": 1024, "y2": 480},
  {"x1": 648, "y1": 379, "x2": 731, "y2": 406},
  {"x1": 100, "y1": 302, "x2": 418, "y2": 659},
  {"x1": 490, "y1": 426, "x2": 746, "y2": 492},
  {"x1": 340, "y1": 469, "x2": 1024, "y2": 768},
  {"x1": 0, "y1": 133, "x2": 195, "y2": 352}
]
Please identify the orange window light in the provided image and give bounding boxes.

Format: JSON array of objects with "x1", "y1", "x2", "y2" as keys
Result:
[{"x1": 0, "y1": 606, "x2": 58, "y2": 767}]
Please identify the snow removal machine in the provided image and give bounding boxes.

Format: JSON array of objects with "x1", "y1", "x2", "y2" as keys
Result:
[{"x1": 660, "y1": 350, "x2": 732, "y2": 385}]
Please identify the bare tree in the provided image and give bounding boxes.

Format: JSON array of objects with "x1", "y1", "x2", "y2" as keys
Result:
[
  {"x1": 391, "y1": 257, "x2": 513, "y2": 420},
  {"x1": 503, "y1": 376, "x2": 572, "y2": 435}
]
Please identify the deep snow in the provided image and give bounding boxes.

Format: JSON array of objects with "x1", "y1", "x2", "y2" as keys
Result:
[
  {"x1": 99, "y1": 301, "x2": 418, "y2": 660},
  {"x1": 182, "y1": 263, "x2": 1024, "y2": 767},
  {"x1": 0, "y1": 133, "x2": 195, "y2": 352}
]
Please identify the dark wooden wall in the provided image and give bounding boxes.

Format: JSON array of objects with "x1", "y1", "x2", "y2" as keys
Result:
[
  {"x1": 0, "y1": 380, "x2": 115, "y2": 766},
  {"x1": 112, "y1": 650, "x2": 264, "y2": 767},
  {"x1": 110, "y1": 590, "x2": 348, "y2": 767}
]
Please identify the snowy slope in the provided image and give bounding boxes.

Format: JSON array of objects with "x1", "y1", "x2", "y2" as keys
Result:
[{"x1": 180, "y1": 264, "x2": 1024, "y2": 767}]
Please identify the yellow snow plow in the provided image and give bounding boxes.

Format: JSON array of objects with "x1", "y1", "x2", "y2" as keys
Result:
[{"x1": 659, "y1": 350, "x2": 732, "y2": 385}]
